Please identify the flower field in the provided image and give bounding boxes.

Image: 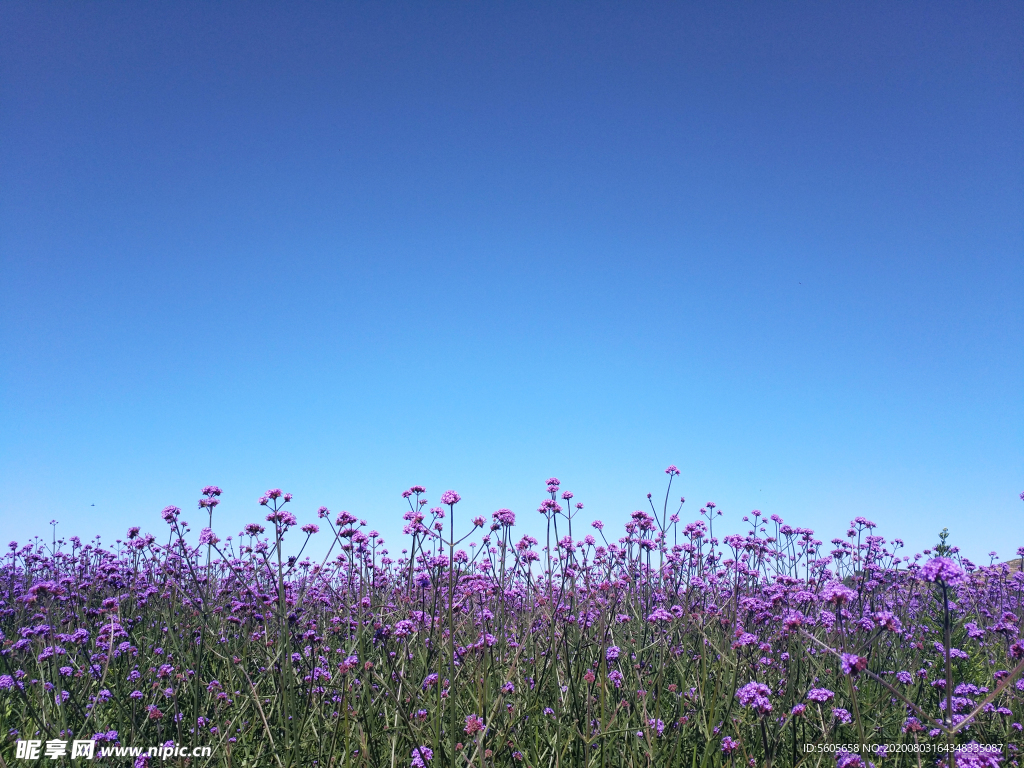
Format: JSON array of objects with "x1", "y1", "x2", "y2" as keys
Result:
[{"x1": 2, "y1": 473, "x2": 1023, "y2": 767}]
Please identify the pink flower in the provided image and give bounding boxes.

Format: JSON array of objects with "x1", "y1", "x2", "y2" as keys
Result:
[
  {"x1": 464, "y1": 714, "x2": 484, "y2": 735},
  {"x1": 440, "y1": 490, "x2": 461, "y2": 506}
]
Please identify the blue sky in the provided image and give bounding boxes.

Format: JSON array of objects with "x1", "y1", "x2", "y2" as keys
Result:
[{"x1": 1, "y1": 2, "x2": 1021, "y2": 562}]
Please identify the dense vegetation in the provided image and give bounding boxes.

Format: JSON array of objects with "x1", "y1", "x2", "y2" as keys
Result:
[{"x1": 2, "y1": 474, "x2": 1022, "y2": 767}]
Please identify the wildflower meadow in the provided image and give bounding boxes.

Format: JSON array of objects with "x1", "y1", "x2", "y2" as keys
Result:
[{"x1": 3, "y1": 473, "x2": 1024, "y2": 768}]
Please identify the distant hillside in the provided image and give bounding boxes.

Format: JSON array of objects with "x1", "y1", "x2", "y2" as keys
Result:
[{"x1": 1002, "y1": 557, "x2": 1024, "y2": 573}]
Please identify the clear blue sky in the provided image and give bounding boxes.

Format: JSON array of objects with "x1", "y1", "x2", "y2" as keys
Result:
[{"x1": 1, "y1": 2, "x2": 1021, "y2": 562}]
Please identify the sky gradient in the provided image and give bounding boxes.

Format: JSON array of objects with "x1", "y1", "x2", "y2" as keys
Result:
[{"x1": 1, "y1": 2, "x2": 1022, "y2": 562}]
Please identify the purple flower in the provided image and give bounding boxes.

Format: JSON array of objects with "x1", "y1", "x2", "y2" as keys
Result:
[
  {"x1": 920, "y1": 557, "x2": 965, "y2": 584},
  {"x1": 736, "y1": 681, "x2": 772, "y2": 714},
  {"x1": 872, "y1": 611, "x2": 901, "y2": 632},
  {"x1": 538, "y1": 499, "x2": 561, "y2": 515},
  {"x1": 411, "y1": 745, "x2": 433, "y2": 767},
  {"x1": 335, "y1": 511, "x2": 358, "y2": 528},
  {"x1": 440, "y1": 490, "x2": 461, "y2": 506},
  {"x1": 807, "y1": 688, "x2": 835, "y2": 703},
  {"x1": 732, "y1": 632, "x2": 758, "y2": 648},
  {"x1": 721, "y1": 736, "x2": 740, "y2": 754},
  {"x1": 198, "y1": 528, "x2": 219, "y2": 546},
  {"x1": 820, "y1": 580, "x2": 857, "y2": 605},
  {"x1": 646, "y1": 607, "x2": 673, "y2": 623},
  {"x1": 68, "y1": 628, "x2": 89, "y2": 644},
  {"x1": 840, "y1": 653, "x2": 867, "y2": 675},
  {"x1": 832, "y1": 708, "x2": 852, "y2": 724},
  {"x1": 835, "y1": 751, "x2": 866, "y2": 768},
  {"x1": 492, "y1": 509, "x2": 515, "y2": 527},
  {"x1": 266, "y1": 510, "x2": 297, "y2": 528},
  {"x1": 606, "y1": 646, "x2": 620, "y2": 662},
  {"x1": 161, "y1": 506, "x2": 181, "y2": 524}
]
